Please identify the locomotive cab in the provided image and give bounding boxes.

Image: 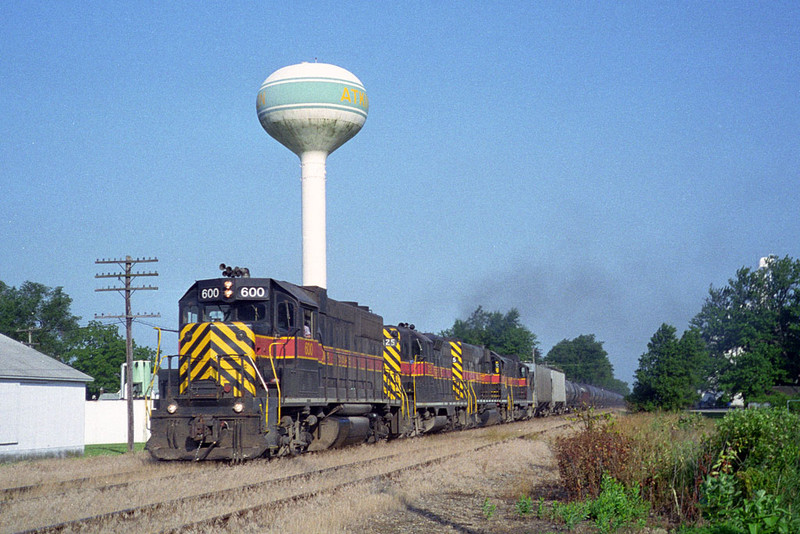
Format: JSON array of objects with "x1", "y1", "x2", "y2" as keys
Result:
[{"x1": 148, "y1": 277, "x2": 319, "y2": 460}]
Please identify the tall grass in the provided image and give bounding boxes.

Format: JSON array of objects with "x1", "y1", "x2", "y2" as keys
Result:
[
  {"x1": 554, "y1": 408, "x2": 800, "y2": 531},
  {"x1": 556, "y1": 410, "x2": 714, "y2": 523},
  {"x1": 615, "y1": 411, "x2": 714, "y2": 522}
]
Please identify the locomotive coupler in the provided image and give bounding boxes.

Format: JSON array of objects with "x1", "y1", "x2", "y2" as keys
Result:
[{"x1": 189, "y1": 415, "x2": 221, "y2": 443}]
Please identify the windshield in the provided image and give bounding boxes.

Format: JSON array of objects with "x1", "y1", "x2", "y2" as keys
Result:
[
  {"x1": 204, "y1": 304, "x2": 232, "y2": 322},
  {"x1": 180, "y1": 302, "x2": 270, "y2": 325}
]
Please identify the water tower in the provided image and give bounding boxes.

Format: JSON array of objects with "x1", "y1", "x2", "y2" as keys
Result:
[{"x1": 257, "y1": 62, "x2": 369, "y2": 289}]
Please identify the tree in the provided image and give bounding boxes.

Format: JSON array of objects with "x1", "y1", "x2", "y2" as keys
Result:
[
  {"x1": 1, "y1": 279, "x2": 156, "y2": 399},
  {"x1": 440, "y1": 306, "x2": 538, "y2": 361},
  {"x1": 544, "y1": 334, "x2": 629, "y2": 395},
  {"x1": 0, "y1": 280, "x2": 81, "y2": 361},
  {"x1": 64, "y1": 321, "x2": 155, "y2": 399},
  {"x1": 691, "y1": 255, "x2": 800, "y2": 400},
  {"x1": 629, "y1": 324, "x2": 706, "y2": 411}
]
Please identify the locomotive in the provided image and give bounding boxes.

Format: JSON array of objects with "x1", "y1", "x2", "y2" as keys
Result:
[{"x1": 146, "y1": 273, "x2": 623, "y2": 461}]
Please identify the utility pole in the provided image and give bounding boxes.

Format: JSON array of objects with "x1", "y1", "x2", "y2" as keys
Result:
[
  {"x1": 16, "y1": 326, "x2": 39, "y2": 348},
  {"x1": 95, "y1": 256, "x2": 159, "y2": 453}
]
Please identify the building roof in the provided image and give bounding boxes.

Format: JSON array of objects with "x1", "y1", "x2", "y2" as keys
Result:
[{"x1": 0, "y1": 333, "x2": 92, "y2": 383}]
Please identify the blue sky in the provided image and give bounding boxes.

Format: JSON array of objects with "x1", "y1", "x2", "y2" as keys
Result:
[{"x1": 2, "y1": 2, "x2": 798, "y2": 386}]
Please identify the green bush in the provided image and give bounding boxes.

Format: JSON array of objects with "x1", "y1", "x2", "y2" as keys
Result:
[
  {"x1": 710, "y1": 408, "x2": 800, "y2": 474},
  {"x1": 586, "y1": 474, "x2": 649, "y2": 533},
  {"x1": 699, "y1": 408, "x2": 800, "y2": 533},
  {"x1": 705, "y1": 409, "x2": 800, "y2": 502}
]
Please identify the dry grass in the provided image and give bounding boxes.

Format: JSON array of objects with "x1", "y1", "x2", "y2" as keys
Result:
[
  {"x1": 1, "y1": 417, "x2": 574, "y2": 534},
  {"x1": 0, "y1": 450, "x2": 158, "y2": 488}
]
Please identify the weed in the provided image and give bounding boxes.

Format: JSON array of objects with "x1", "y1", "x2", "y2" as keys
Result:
[
  {"x1": 551, "y1": 500, "x2": 588, "y2": 530},
  {"x1": 537, "y1": 496, "x2": 547, "y2": 519},
  {"x1": 514, "y1": 494, "x2": 533, "y2": 516},
  {"x1": 731, "y1": 489, "x2": 800, "y2": 534},
  {"x1": 700, "y1": 447, "x2": 741, "y2": 523},
  {"x1": 481, "y1": 497, "x2": 496, "y2": 519},
  {"x1": 572, "y1": 406, "x2": 613, "y2": 432}
]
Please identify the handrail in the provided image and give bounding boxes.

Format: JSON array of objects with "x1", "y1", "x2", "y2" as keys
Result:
[
  {"x1": 411, "y1": 354, "x2": 418, "y2": 423},
  {"x1": 507, "y1": 376, "x2": 514, "y2": 419},
  {"x1": 398, "y1": 371, "x2": 410, "y2": 416},
  {"x1": 145, "y1": 327, "x2": 164, "y2": 426},
  {"x1": 245, "y1": 353, "x2": 270, "y2": 430},
  {"x1": 468, "y1": 380, "x2": 477, "y2": 415},
  {"x1": 267, "y1": 342, "x2": 283, "y2": 423}
]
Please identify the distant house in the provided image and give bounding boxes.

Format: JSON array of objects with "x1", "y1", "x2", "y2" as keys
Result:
[{"x1": 0, "y1": 333, "x2": 92, "y2": 460}]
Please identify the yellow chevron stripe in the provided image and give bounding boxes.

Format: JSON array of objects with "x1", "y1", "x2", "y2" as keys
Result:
[
  {"x1": 384, "y1": 348, "x2": 401, "y2": 374},
  {"x1": 178, "y1": 322, "x2": 257, "y2": 397},
  {"x1": 450, "y1": 341, "x2": 465, "y2": 399},
  {"x1": 382, "y1": 327, "x2": 402, "y2": 400},
  {"x1": 214, "y1": 322, "x2": 255, "y2": 353}
]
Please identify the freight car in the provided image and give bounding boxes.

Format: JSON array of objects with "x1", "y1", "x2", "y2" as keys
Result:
[
  {"x1": 530, "y1": 364, "x2": 567, "y2": 415},
  {"x1": 146, "y1": 273, "x2": 622, "y2": 461}
]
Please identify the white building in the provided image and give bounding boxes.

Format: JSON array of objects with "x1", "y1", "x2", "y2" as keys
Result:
[{"x1": 0, "y1": 333, "x2": 92, "y2": 460}]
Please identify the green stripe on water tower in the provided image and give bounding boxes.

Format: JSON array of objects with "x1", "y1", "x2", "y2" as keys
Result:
[{"x1": 257, "y1": 79, "x2": 369, "y2": 118}]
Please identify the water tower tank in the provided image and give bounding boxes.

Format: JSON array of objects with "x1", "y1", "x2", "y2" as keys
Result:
[{"x1": 257, "y1": 62, "x2": 368, "y2": 289}]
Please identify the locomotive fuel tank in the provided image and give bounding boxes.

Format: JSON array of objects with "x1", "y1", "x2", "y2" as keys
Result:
[{"x1": 307, "y1": 416, "x2": 371, "y2": 451}]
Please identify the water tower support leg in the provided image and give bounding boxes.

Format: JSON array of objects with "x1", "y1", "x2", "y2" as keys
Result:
[{"x1": 300, "y1": 150, "x2": 328, "y2": 289}]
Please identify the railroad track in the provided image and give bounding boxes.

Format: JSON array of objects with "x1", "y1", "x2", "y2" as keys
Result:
[
  {"x1": 161, "y1": 424, "x2": 570, "y2": 534},
  {"x1": 0, "y1": 463, "x2": 218, "y2": 503},
  {"x1": 8, "y1": 419, "x2": 573, "y2": 533},
  {"x1": 0, "y1": 469, "x2": 145, "y2": 502}
]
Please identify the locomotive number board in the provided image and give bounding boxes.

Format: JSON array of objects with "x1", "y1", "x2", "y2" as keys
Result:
[{"x1": 197, "y1": 280, "x2": 269, "y2": 302}]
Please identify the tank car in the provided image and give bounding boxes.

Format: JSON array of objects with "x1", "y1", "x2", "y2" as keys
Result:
[{"x1": 564, "y1": 381, "x2": 626, "y2": 411}]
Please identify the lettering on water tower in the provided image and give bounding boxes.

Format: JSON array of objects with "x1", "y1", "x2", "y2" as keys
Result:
[{"x1": 340, "y1": 87, "x2": 368, "y2": 109}]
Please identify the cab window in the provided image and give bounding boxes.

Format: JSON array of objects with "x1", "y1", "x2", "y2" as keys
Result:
[
  {"x1": 238, "y1": 303, "x2": 268, "y2": 322},
  {"x1": 276, "y1": 297, "x2": 297, "y2": 333},
  {"x1": 182, "y1": 305, "x2": 199, "y2": 324},
  {"x1": 302, "y1": 309, "x2": 314, "y2": 338}
]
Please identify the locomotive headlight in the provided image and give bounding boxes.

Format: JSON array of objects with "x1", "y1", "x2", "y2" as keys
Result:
[
  {"x1": 233, "y1": 402, "x2": 244, "y2": 413},
  {"x1": 224, "y1": 280, "x2": 234, "y2": 299},
  {"x1": 167, "y1": 403, "x2": 178, "y2": 414}
]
